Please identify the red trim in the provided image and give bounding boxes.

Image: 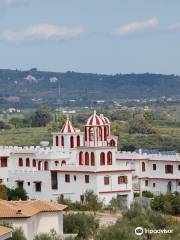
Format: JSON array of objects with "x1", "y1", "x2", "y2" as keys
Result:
[
  {"x1": 99, "y1": 189, "x2": 131, "y2": 194},
  {"x1": 50, "y1": 169, "x2": 133, "y2": 174},
  {"x1": 116, "y1": 158, "x2": 180, "y2": 163},
  {"x1": 140, "y1": 177, "x2": 180, "y2": 180}
]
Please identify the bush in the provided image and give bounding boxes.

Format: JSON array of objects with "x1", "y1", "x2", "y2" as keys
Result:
[
  {"x1": 142, "y1": 191, "x2": 154, "y2": 198},
  {"x1": 12, "y1": 227, "x2": 26, "y2": 240},
  {"x1": 7, "y1": 187, "x2": 28, "y2": 201},
  {"x1": 64, "y1": 214, "x2": 99, "y2": 240}
]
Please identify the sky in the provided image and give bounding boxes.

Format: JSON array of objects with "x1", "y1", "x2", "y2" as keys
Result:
[{"x1": 0, "y1": 0, "x2": 180, "y2": 75}]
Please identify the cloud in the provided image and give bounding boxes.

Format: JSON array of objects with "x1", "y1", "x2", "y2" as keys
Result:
[
  {"x1": 168, "y1": 22, "x2": 180, "y2": 31},
  {"x1": 1, "y1": 23, "x2": 84, "y2": 43},
  {"x1": 113, "y1": 18, "x2": 159, "y2": 36}
]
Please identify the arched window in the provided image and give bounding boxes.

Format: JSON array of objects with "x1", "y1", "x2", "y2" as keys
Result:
[
  {"x1": 18, "y1": 158, "x2": 23, "y2": 167},
  {"x1": 55, "y1": 161, "x2": 59, "y2": 166},
  {"x1": 91, "y1": 152, "x2": 95, "y2": 166},
  {"x1": 61, "y1": 136, "x2": 64, "y2": 147},
  {"x1": 85, "y1": 127, "x2": 87, "y2": 141},
  {"x1": 38, "y1": 161, "x2": 41, "y2": 171},
  {"x1": 99, "y1": 127, "x2": 102, "y2": 141},
  {"x1": 100, "y1": 152, "x2": 105, "y2": 165},
  {"x1": 104, "y1": 127, "x2": 107, "y2": 141},
  {"x1": 61, "y1": 160, "x2": 66, "y2": 166},
  {"x1": 89, "y1": 127, "x2": 94, "y2": 141},
  {"x1": 85, "y1": 152, "x2": 89, "y2": 165},
  {"x1": 44, "y1": 161, "x2": 48, "y2": 171},
  {"x1": 70, "y1": 136, "x2": 74, "y2": 148},
  {"x1": 107, "y1": 151, "x2": 112, "y2": 165},
  {"x1": 55, "y1": 136, "x2": 59, "y2": 146},
  {"x1": 142, "y1": 162, "x2": 146, "y2": 172},
  {"x1": 77, "y1": 135, "x2": 80, "y2": 147},
  {"x1": 79, "y1": 151, "x2": 83, "y2": 165},
  {"x1": 110, "y1": 139, "x2": 115, "y2": 146},
  {"x1": 33, "y1": 159, "x2": 36, "y2": 167},
  {"x1": 26, "y1": 158, "x2": 30, "y2": 167}
]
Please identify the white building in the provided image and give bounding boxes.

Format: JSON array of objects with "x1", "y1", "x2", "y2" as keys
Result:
[
  {"x1": 0, "y1": 112, "x2": 133, "y2": 207},
  {"x1": 0, "y1": 200, "x2": 66, "y2": 240}
]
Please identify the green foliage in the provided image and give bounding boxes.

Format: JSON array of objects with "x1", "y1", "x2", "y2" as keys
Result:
[
  {"x1": 64, "y1": 214, "x2": 99, "y2": 240},
  {"x1": 142, "y1": 191, "x2": 154, "y2": 198},
  {"x1": 7, "y1": 187, "x2": 28, "y2": 201},
  {"x1": 0, "y1": 184, "x2": 8, "y2": 199},
  {"x1": 33, "y1": 229, "x2": 59, "y2": 240},
  {"x1": 31, "y1": 108, "x2": 52, "y2": 127},
  {"x1": 151, "y1": 192, "x2": 180, "y2": 215},
  {"x1": 127, "y1": 115, "x2": 156, "y2": 134},
  {"x1": 12, "y1": 227, "x2": 27, "y2": 240},
  {"x1": 108, "y1": 196, "x2": 124, "y2": 212}
]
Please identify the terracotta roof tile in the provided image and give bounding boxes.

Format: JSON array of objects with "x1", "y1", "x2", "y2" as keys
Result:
[
  {"x1": 0, "y1": 226, "x2": 13, "y2": 236},
  {"x1": 0, "y1": 200, "x2": 67, "y2": 218}
]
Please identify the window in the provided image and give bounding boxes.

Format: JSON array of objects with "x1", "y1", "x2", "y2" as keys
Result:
[
  {"x1": 38, "y1": 161, "x2": 41, "y2": 171},
  {"x1": 118, "y1": 176, "x2": 128, "y2": 184},
  {"x1": 74, "y1": 175, "x2": 76, "y2": 181},
  {"x1": 18, "y1": 158, "x2": 23, "y2": 167},
  {"x1": 61, "y1": 136, "x2": 64, "y2": 147},
  {"x1": 145, "y1": 180, "x2": 148, "y2": 186},
  {"x1": 178, "y1": 165, "x2": 180, "y2": 171},
  {"x1": 91, "y1": 152, "x2": 95, "y2": 166},
  {"x1": 104, "y1": 176, "x2": 110, "y2": 185},
  {"x1": 55, "y1": 161, "x2": 59, "y2": 166},
  {"x1": 61, "y1": 160, "x2": 66, "y2": 166},
  {"x1": 142, "y1": 162, "x2": 146, "y2": 172},
  {"x1": 51, "y1": 172, "x2": 58, "y2": 190},
  {"x1": 153, "y1": 183, "x2": 156, "y2": 188},
  {"x1": 35, "y1": 182, "x2": 41, "y2": 192},
  {"x1": 100, "y1": 152, "x2": 105, "y2": 165},
  {"x1": 85, "y1": 152, "x2": 89, "y2": 165},
  {"x1": 80, "y1": 195, "x2": 84, "y2": 203},
  {"x1": 26, "y1": 158, "x2": 30, "y2": 167},
  {"x1": 44, "y1": 161, "x2": 48, "y2": 171},
  {"x1": 77, "y1": 135, "x2": 80, "y2": 147},
  {"x1": 165, "y1": 165, "x2": 173, "y2": 174},
  {"x1": 70, "y1": 136, "x2": 74, "y2": 148},
  {"x1": 1, "y1": 157, "x2": 7, "y2": 167},
  {"x1": 110, "y1": 139, "x2": 115, "y2": 146},
  {"x1": 55, "y1": 135, "x2": 59, "y2": 146},
  {"x1": 27, "y1": 182, "x2": 30, "y2": 186},
  {"x1": 107, "y1": 151, "x2": 112, "y2": 165},
  {"x1": 79, "y1": 151, "x2": 83, "y2": 165},
  {"x1": 85, "y1": 175, "x2": 89, "y2": 183},
  {"x1": 178, "y1": 181, "x2": 180, "y2": 186},
  {"x1": 33, "y1": 159, "x2": 36, "y2": 167},
  {"x1": 17, "y1": 181, "x2": 24, "y2": 189},
  {"x1": 65, "y1": 174, "x2": 70, "y2": 183},
  {"x1": 153, "y1": 164, "x2": 156, "y2": 170}
]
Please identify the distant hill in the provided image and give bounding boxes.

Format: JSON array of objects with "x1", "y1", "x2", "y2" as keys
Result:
[{"x1": 0, "y1": 69, "x2": 180, "y2": 108}]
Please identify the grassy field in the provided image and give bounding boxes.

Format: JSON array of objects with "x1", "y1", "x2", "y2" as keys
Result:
[{"x1": 0, "y1": 127, "x2": 52, "y2": 146}]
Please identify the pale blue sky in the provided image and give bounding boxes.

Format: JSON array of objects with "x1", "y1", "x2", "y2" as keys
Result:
[{"x1": 0, "y1": 0, "x2": 180, "y2": 74}]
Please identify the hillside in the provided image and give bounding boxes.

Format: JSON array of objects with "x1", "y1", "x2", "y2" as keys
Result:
[{"x1": 0, "y1": 69, "x2": 180, "y2": 108}]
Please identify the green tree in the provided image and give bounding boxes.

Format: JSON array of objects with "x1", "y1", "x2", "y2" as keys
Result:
[
  {"x1": 7, "y1": 187, "x2": 28, "y2": 201},
  {"x1": 12, "y1": 227, "x2": 26, "y2": 240},
  {"x1": 0, "y1": 184, "x2": 8, "y2": 199},
  {"x1": 31, "y1": 108, "x2": 52, "y2": 127},
  {"x1": 84, "y1": 190, "x2": 102, "y2": 212},
  {"x1": 9, "y1": 117, "x2": 23, "y2": 128}
]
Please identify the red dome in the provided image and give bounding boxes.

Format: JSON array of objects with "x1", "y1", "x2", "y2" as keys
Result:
[
  {"x1": 61, "y1": 116, "x2": 76, "y2": 133},
  {"x1": 86, "y1": 111, "x2": 104, "y2": 126},
  {"x1": 100, "y1": 114, "x2": 110, "y2": 124}
]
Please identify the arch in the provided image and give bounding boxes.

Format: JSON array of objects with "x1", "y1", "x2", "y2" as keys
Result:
[
  {"x1": 77, "y1": 135, "x2": 80, "y2": 147},
  {"x1": 61, "y1": 136, "x2": 64, "y2": 147},
  {"x1": 18, "y1": 158, "x2": 23, "y2": 167},
  {"x1": 85, "y1": 127, "x2": 87, "y2": 141},
  {"x1": 38, "y1": 161, "x2": 41, "y2": 171},
  {"x1": 61, "y1": 160, "x2": 66, "y2": 166},
  {"x1": 89, "y1": 127, "x2": 94, "y2": 141},
  {"x1": 32, "y1": 159, "x2": 36, "y2": 167},
  {"x1": 55, "y1": 160, "x2": 59, "y2": 166},
  {"x1": 142, "y1": 162, "x2": 146, "y2": 172},
  {"x1": 100, "y1": 152, "x2": 105, "y2": 165},
  {"x1": 26, "y1": 158, "x2": 30, "y2": 167},
  {"x1": 110, "y1": 139, "x2": 115, "y2": 147},
  {"x1": 99, "y1": 127, "x2": 102, "y2": 141},
  {"x1": 85, "y1": 152, "x2": 89, "y2": 165},
  {"x1": 55, "y1": 135, "x2": 59, "y2": 146},
  {"x1": 104, "y1": 127, "x2": 107, "y2": 141},
  {"x1": 79, "y1": 151, "x2": 83, "y2": 165},
  {"x1": 107, "y1": 151, "x2": 112, "y2": 165},
  {"x1": 91, "y1": 152, "x2": 95, "y2": 166},
  {"x1": 70, "y1": 136, "x2": 74, "y2": 148},
  {"x1": 44, "y1": 161, "x2": 48, "y2": 171}
]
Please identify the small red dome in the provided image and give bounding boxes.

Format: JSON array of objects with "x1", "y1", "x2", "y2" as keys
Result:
[
  {"x1": 61, "y1": 116, "x2": 76, "y2": 133},
  {"x1": 100, "y1": 114, "x2": 110, "y2": 124},
  {"x1": 86, "y1": 111, "x2": 104, "y2": 126}
]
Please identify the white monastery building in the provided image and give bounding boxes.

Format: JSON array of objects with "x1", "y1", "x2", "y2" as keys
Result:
[{"x1": 0, "y1": 111, "x2": 180, "y2": 207}]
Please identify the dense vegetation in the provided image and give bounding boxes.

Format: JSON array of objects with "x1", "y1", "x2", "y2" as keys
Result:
[{"x1": 0, "y1": 69, "x2": 180, "y2": 108}]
